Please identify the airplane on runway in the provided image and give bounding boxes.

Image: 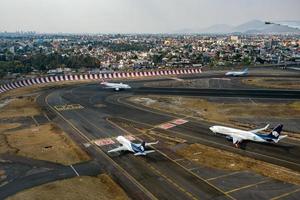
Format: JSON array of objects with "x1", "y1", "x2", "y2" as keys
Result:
[
  {"x1": 108, "y1": 136, "x2": 159, "y2": 156},
  {"x1": 225, "y1": 68, "x2": 248, "y2": 76},
  {"x1": 100, "y1": 81, "x2": 131, "y2": 91},
  {"x1": 209, "y1": 124, "x2": 287, "y2": 148}
]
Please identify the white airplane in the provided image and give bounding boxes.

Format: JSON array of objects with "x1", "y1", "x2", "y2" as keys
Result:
[
  {"x1": 107, "y1": 136, "x2": 158, "y2": 156},
  {"x1": 209, "y1": 124, "x2": 287, "y2": 148},
  {"x1": 100, "y1": 81, "x2": 131, "y2": 91},
  {"x1": 225, "y1": 68, "x2": 248, "y2": 76}
]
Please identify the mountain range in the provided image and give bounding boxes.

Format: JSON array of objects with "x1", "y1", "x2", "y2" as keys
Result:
[{"x1": 175, "y1": 20, "x2": 300, "y2": 34}]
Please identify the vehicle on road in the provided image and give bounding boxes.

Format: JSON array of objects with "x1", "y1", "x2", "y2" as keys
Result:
[
  {"x1": 209, "y1": 124, "x2": 287, "y2": 147},
  {"x1": 108, "y1": 136, "x2": 158, "y2": 156},
  {"x1": 100, "y1": 81, "x2": 131, "y2": 91},
  {"x1": 225, "y1": 68, "x2": 248, "y2": 76}
]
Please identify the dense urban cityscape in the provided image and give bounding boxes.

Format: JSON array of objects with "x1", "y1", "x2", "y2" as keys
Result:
[{"x1": 1, "y1": 32, "x2": 299, "y2": 82}]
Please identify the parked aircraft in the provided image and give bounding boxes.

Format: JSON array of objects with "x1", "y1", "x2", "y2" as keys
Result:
[
  {"x1": 209, "y1": 124, "x2": 287, "y2": 147},
  {"x1": 108, "y1": 136, "x2": 158, "y2": 156},
  {"x1": 100, "y1": 81, "x2": 131, "y2": 91},
  {"x1": 225, "y1": 68, "x2": 248, "y2": 76}
]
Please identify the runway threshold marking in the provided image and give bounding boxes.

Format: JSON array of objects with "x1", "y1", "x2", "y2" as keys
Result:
[
  {"x1": 70, "y1": 165, "x2": 80, "y2": 176},
  {"x1": 157, "y1": 118, "x2": 189, "y2": 130},
  {"x1": 54, "y1": 104, "x2": 84, "y2": 111},
  {"x1": 45, "y1": 93, "x2": 158, "y2": 200}
]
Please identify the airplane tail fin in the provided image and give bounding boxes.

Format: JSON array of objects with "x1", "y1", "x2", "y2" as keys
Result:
[
  {"x1": 267, "y1": 124, "x2": 283, "y2": 139},
  {"x1": 141, "y1": 141, "x2": 146, "y2": 148}
]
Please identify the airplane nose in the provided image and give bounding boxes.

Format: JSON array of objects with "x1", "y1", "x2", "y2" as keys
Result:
[{"x1": 209, "y1": 126, "x2": 215, "y2": 133}]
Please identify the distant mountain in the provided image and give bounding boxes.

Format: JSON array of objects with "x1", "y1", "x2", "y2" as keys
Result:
[
  {"x1": 198, "y1": 24, "x2": 234, "y2": 34},
  {"x1": 175, "y1": 20, "x2": 300, "y2": 34}
]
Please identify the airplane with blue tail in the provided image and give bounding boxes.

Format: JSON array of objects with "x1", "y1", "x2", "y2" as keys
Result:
[
  {"x1": 108, "y1": 136, "x2": 158, "y2": 156},
  {"x1": 209, "y1": 124, "x2": 287, "y2": 148}
]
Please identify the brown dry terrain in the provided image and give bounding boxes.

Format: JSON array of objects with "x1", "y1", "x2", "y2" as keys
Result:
[
  {"x1": 0, "y1": 96, "x2": 40, "y2": 119},
  {"x1": 177, "y1": 143, "x2": 300, "y2": 185},
  {"x1": 243, "y1": 78, "x2": 300, "y2": 89},
  {"x1": 1, "y1": 123, "x2": 90, "y2": 165},
  {"x1": 130, "y1": 96, "x2": 300, "y2": 124},
  {"x1": 0, "y1": 91, "x2": 90, "y2": 165},
  {"x1": 6, "y1": 174, "x2": 130, "y2": 200}
]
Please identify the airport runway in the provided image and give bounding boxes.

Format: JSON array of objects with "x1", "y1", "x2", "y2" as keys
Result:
[{"x1": 32, "y1": 76, "x2": 300, "y2": 200}]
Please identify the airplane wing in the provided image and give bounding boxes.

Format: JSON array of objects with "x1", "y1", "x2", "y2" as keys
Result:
[
  {"x1": 107, "y1": 145, "x2": 128, "y2": 153},
  {"x1": 250, "y1": 124, "x2": 269, "y2": 133},
  {"x1": 232, "y1": 136, "x2": 243, "y2": 144},
  {"x1": 134, "y1": 150, "x2": 155, "y2": 156},
  {"x1": 145, "y1": 141, "x2": 159, "y2": 146}
]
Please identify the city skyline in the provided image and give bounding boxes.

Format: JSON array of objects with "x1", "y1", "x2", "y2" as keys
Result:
[{"x1": 0, "y1": 0, "x2": 300, "y2": 33}]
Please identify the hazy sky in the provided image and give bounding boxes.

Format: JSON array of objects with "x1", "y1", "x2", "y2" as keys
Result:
[{"x1": 0, "y1": 0, "x2": 299, "y2": 33}]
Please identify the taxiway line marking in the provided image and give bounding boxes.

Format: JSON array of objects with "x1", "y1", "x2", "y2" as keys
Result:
[
  {"x1": 206, "y1": 171, "x2": 241, "y2": 181},
  {"x1": 44, "y1": 113, "x2": 51, "y2": 122},
  {"x1": 270, "y1": 188, "x2": 300, "y2": 200},
  {"x1": 45, "y1": 92, "x2": 158, "y2": 200},
  {"x1": 31, "y1": 116, "x2": 39, "y2": 126},
  {"x1": 106, "y1": 118, "x2": 235, "y2": 200},
  {"x1": 225, "y1": 179, "x2": 270, "y2": 194},
  {"x1": 70, "y1": 165, "x2": 79, "y2": 176}
]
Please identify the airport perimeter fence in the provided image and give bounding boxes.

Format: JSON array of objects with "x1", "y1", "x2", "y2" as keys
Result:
[{"x1": 0, "y1": 68, "x2": 202, "y2": 94}]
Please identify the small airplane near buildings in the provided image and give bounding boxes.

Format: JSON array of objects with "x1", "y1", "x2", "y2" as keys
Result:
[
  {"x1": 108, "y1": 136, "x2": 159, "y2": 156},
  {"x1": 100, "y1": 81, "x2": 131, "y2": 91},
  {"x1": 209, "y1": 124, "x2": 287, "y2": 148},
  {"x1": 225, "y1": 68, "x2": 248, "y2": 76}
]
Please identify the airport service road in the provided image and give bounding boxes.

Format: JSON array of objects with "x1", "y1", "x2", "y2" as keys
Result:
[{"x1": 36, "y1": 80, "x2": 300, "y2": 200}]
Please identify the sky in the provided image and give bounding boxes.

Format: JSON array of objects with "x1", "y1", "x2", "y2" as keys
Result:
[{"x1": 0, "y1": 0, "x2": 299, "y2": 33}]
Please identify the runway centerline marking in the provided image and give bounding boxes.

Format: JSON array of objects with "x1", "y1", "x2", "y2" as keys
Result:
[{"x1": 70, "y1": 165, "x2": 79, "y2": 176}]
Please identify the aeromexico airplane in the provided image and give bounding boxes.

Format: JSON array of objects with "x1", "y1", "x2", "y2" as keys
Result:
[
  {"x1": 108, "y1": 136, "x2": 158, "y2": 156},
  {"x1": 209, "y1": 124, "x2": 287, "y2": 148},
  {"x1": 225, "y1": 68, "x2": 248, "y2": 76}
]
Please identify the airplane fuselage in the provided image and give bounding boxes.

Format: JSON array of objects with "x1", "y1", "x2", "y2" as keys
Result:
[{"x1": 210, "y1": 126, "x2": 269, "y2": 143}]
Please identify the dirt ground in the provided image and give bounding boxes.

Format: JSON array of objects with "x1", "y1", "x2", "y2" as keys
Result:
[
  {"x1": 243, "y1": 78, "x2": 300, "y2": 89},
  {"x1": 6, "y1": 174, "x2": 130, "y2": 200},
  {"x1": 0, "y1": 96, "x2": 41, "y2": 119},
  {"x1": 177, "y1": 143, "x2": 300, "y2": 185},
  {"x1": 0, "y1": 123, "x2": 90, "y2": 165},
  {"x1": 130, "y1": 96, "x2": 300, "y2": 125}
]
